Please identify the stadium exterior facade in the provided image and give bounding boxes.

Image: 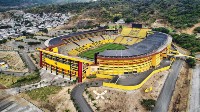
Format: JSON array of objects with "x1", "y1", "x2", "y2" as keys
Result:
[{"x1": 37, "y1": 27, "x2": 172, "y2": 83}]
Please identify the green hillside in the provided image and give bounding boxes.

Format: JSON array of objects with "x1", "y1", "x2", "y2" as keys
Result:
[{"x1": 26, "y1": 0, "x2": 200, "y2": 29}]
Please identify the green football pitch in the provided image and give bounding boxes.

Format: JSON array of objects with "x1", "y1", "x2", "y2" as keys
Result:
[{"x1": 78, "y1": 43, "x2": 126, "y2": 59}]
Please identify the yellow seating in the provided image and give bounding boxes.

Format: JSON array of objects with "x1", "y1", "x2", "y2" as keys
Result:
[
  {"x1": 120, "y1": 37, "x2": 128, "y2": 44},
  {"x1": 121, "y1": 28, "x2": 132, "y2": 36},
  {"x1": 137, "y1": 29, "x2": 151, "y2": 38},
  {"x1": 114, "y1": 36, "x2": 123, "y2": 43},
  {"x1": 136, "y1": 38, "x2": 143, "y2": 43},
  {"x1": 127, "y1": 38, "x2": 138, "y2": 45},
  {"x1": 129, "y1": 28, "x2": 140, "y2": 37}
]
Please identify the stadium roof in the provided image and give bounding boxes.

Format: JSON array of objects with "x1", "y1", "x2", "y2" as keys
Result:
[
  {"x1": 48, "y1": 28, "x2": 110, "y2": 46},
  {"x1": 98, "y1": 32, "x2": 171, "y2": 57}
]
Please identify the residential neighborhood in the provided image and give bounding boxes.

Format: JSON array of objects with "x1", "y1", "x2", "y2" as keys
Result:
[{"x1": 0, "y1": 10, "x2": 71, "y2": 40}]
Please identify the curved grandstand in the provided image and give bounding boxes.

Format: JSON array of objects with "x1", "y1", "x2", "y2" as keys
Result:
[{"x1": 37, "y1": 26, "x2": 172, "y2": 82}]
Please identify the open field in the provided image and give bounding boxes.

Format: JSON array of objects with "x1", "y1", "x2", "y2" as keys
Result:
[
  {"x1": 20, "y1": 86, "x2": 76, "y2": 112},
  {"x1": 26, "y1": 86, "x2": 62, "y2": 102},
  {"x1": 0, "y1": 72, "x2": 40, "y2": 88},
  {"x1": 83, "y1": 70, "x2": 169, "y2": 112},
  {"x1": 78, "y1": 43, "x2": 126, "y2": 59},
  {"x1": 0, "y1": 51, "x2": 28, "y2": 72},
  {"x1": 0, "y1": 74, "x2": 20, "y2": 88}
]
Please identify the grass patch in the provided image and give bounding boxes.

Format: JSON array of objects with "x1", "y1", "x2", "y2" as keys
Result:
[
  {"x1": 0, "y1": 71, "x2": 41, "y2": 88},
  {"x1": 26, "y1": 86, "x2": 62, "y2": 101},
  {"x1": 0, "y1": 74, "x2": 20, "y2": 87},
  {"x1": 78, "y1": 43, "x2": 126, "y2": 59},
  {"x1": 12, "y1": 71, "x2": 41, "y2": 87}
]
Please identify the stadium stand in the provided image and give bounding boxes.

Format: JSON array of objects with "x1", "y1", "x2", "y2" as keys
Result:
[
  {"x1": 76, "y1": 38, "x2": 93, "y2": 47},
  {"x1": 127, "y1": 38, "x2": 139, "y2": 45},
  {"x1": 137, "y1": 29, "x2": 151, "y2": 38},
  {"x1": 114, "y1": 36, "x2": 123, "y2": 43},
  {"x1": 90, "y1": 36, "x2": 103, "y2": 42},
  {"x1": 129, "y1": 28, "x2": 140, "y2": 37},
  {"x1": 121, "y1": 28, "x2": 132, "y2": 36}
]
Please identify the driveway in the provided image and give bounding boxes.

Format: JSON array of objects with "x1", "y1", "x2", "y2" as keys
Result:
[{"x1": 153, "y1": 59, "x2": 184, "y2": 112}]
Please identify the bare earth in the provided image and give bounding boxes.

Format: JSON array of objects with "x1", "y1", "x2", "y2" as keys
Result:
[
  {"x1": 168, "y1": 62, "x2": 192, "y2": 112},
  {"x1": 84, "y1": 70, "x2": 169, "y2": 112},
  {"x1": 181, "y1": 23, "x2": 200, "y2": 34},
  {"x1": 0, "y1": 51, "x2": 28, "y2": 72},
  {"x1": 19, "y1": 86, "x2": 76, "y2": 112}
]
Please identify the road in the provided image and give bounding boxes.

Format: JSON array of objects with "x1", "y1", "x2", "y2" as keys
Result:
[
  {"x1": 19, "y1": 51, "x2": 36, "y2": 72},
  {"x1": 0, "y1": 90, "x2": 42, "y2": 112},
  {"x1": 71, "y1": 81, "x2": 103, "y2": 112},
  {"x1": 153, "y1": 59, "x2": 184, "y2": 112},
  {"x1": 189, "y1": 64, "x2": 200, "y2": 112},
  {"x1": 1, "y1": 71, "x2": 27, "y2": 76},
  {"x1": 112, "y1": 59, "x2": 170, "y2": 86}
]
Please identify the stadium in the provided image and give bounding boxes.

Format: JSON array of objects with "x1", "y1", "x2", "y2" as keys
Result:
[{"x1": 37, "y1": 24, "x2": 172, "y2": 86}]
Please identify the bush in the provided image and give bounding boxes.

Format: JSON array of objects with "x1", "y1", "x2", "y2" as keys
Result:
[
  {"x1": 194, "y1": 27, "x2": 200, "y2": 33},
  {"x1": 113, "y1": 16, "x2": 121, "y2": 22},
  {"x1": 186, "y1": 58, "x2": 196, "y2": 68},
  {"x1": 152, "y1": 27, "x2": 170, "y2": 34},
  {"x1": 18, "y1": 45, "x2": 24, "y2": 49},
  {"x1": 125, "y1": 18, "x2": 134, "y2": 23},
  {"x1": 86, "y1": 74, "x2": 96, "y2": 79},
  {"x1": 26, "y1": 86, "x2": 62, "y2": 101},
  {"x1": 0, "y1": 39, "x2": 7, "y2": 44},
  {"x1": 140, "y1": 99, "x2": 156, "y2": 111},
  {"x1": 12, "y1": 71, "x2": 41, "y2": 87},
  {"x1": 172, "y1": 33, "x2": 200, "y2": 53}
]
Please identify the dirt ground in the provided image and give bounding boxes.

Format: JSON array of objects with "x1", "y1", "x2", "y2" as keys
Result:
[
  {"x1": 0, "y1": 84, "x2": 7, "y2": 89},
  {"x1": 168, "y1": 63, "x2": 192, "y2": 112},
  {"x1": 151, "y1": 19, "x2": 171, "y2": 28},
  {"x1": 84, "y1": 70, "x2": 169, "y2": 112},
  {"x1": 181, "y1": 22, "x2": 200, "y2": 34},
  {"x1": 19, "y1": 86, "x2": 76, "y2": 112},
  {"x1": 173, "y1": 43, "x2": 191, "y2": 55},
  {"x1": 0, "y1": 51, "x2": 28, "y2": 72}
]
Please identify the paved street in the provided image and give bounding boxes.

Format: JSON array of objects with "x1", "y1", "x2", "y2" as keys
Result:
[
  {"x1": 153, "y1": 59, "x2": 184, "y2": 112},
  {"x1": 0, "y1": 90, "x2": 42, "y2": 112},
  {"x1": 71, "y1": 81, "x2": 103, "y2": 112},
  {"x1": 189, "y1": 64, "x2": 200, "y2": 112},
  {"x1": 19, "y1": 51, "x2": 36, "y2": 72}
]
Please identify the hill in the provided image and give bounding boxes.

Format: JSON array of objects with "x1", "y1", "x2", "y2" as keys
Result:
[
  {"x1": 25, "y1": 0, "x2": 200, "y2": 29},
  {"x1": 0, "y1": 0, "x2": 97, "y2": 12}
]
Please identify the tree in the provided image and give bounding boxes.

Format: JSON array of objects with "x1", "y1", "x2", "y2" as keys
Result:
[
  {"x1": 0, "y1": 39, "x2": 7, "y2": 44},
  {"x1": 140, "y1": 99, "x2": 156, "y2": 111},
  {"x1": 72, "y1": 27, "x2": 77, "y2": 32},
  {"x1": 186, "y1": 58, "x2": 196, "y2": 68},
  {"x1": 65, "y1": 109, "x2": 70, "y2": 112},
  {"x1": 125, "y1": 18, "x2": 134, "y2": 23},
  {"x1": 113, "y1": 16, "x2": 120, "y2": 22},
  {"x1": 18, "y1": 45, "x2": 24, "y2": 49},
  {"x1": 152, "y1": 27, "x2": 170, "y2": 34},
  {"x1": 67, "y1": 89, "x2": 71, "y2": 94},
  {"x1": 40, "y1": 28, "x2": 48, "y2": 33},
  {"x1": 194, "y1": 27, "x2": 200, "y2": 33}
]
